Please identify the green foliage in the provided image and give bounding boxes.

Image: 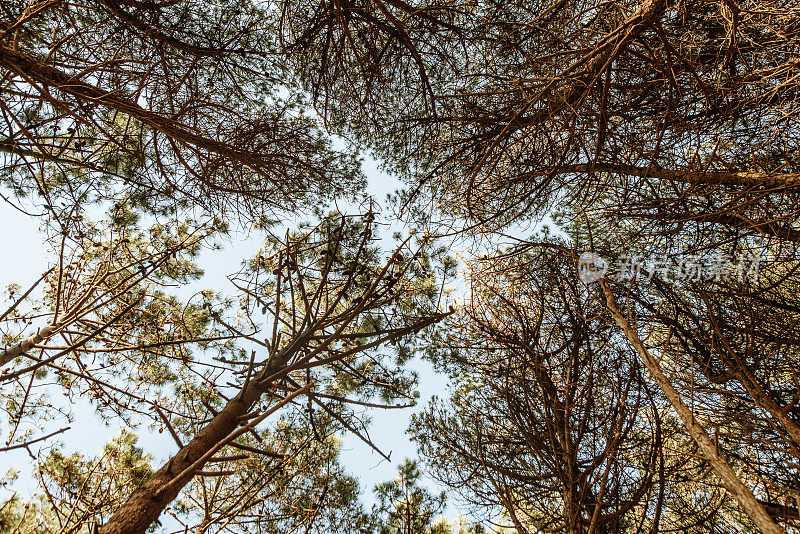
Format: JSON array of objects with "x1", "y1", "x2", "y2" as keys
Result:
[
  {"x1": 5, "y1": 0, "x2": 799, "y2": 532},
  {"x1": 1, "y1": 431, "x2": 153, "y2": 534},
  {"x1": 365, "y1": 460, "x2": 448, "y2": 534}
]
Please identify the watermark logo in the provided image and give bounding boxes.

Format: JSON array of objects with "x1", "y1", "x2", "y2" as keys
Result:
[
  {"x1": 577, "y1": 252, "x2": 762, "y2": 284},
  {"x1": 578, "y1": 252, "x2": 609, "y2": 283}
]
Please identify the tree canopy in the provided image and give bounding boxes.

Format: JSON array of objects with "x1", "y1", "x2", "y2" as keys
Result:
[{"x1": 2, "y1": 0, "x2": 800, "y2": 533}]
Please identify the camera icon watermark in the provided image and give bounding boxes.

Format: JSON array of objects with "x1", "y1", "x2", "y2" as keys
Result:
[{"x1": 578, "y1": 252, "x2": 609, "y2": 283}]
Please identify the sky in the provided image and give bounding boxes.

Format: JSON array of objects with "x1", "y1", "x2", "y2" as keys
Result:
[{"x1": 0, "y1": 155, "x2": 465, "y2": 528}]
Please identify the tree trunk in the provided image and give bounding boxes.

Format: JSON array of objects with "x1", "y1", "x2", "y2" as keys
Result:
[
  {"x1": 600, "y1": 281, "x2": 785, "y2": 534},
  {"x1": 98, "y1": 348, "x2": 294, "y2": 534}
]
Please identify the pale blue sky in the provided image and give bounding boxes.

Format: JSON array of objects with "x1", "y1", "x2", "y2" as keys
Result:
[{"x1": 0, "y1": 155, "x2": 462, "y2": 528}]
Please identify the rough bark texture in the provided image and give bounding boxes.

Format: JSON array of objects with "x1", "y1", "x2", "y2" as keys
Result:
[
  {"x1": 97, "y1": 347, "x2": 293, "y2": 534},
  {"x1": 601, "y1": 281, "x2": 785, "y2": 534}
]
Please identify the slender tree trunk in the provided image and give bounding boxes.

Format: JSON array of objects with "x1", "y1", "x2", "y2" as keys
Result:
[
  {"x1": 505, "y1": 163, "x2": 800, "y2": 190},
  {"x1": 710, "y1": 320, "x2": 800, "y2": 450},
  {"x1": 729, "y1": 364, "x2": 800, "y2": 450},
  {"x1": 600, "y1": 281, "x2": 785, "y2": 534}
]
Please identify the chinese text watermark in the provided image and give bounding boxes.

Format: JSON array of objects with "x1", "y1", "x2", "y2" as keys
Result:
[{"x1": 577, "y1": 251, "x2": 762, "y2": 284}]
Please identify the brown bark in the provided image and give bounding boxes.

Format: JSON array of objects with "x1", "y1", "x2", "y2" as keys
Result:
[
  {"x1": 97, "y1": 290, "x2": 445, "y2": 534},
  {"x1": 709, "y1": 318, "x2": 800, "y2": 451},
  {"x1": 0, "y1": 322, "x2": 60, "y2": 367},
  {"x1": 0, "y1": 45, "x2": 290, "y2": 178},
  {"x1": 600, "y1": 281, "x2": 785, "y2": 534},
  {"x1": 97, "y1": 342, "x2": 297, "y2": 534},
  {"x1": 511, "y1": 163, "x2": 800, "y2": 190}
]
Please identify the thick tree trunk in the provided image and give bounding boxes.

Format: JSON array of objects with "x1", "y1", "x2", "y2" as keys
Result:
[
  {"x1": 600, "y1": 282, "x2": 785, "y2": 534},
  {"x1": 98, "y1": 348, "x2": 294, "y2": 534}
]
